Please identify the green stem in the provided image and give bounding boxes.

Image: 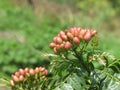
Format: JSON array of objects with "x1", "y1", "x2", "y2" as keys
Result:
[{"x1": 73, "y1": 49, "x2": 89, "y2": 73}]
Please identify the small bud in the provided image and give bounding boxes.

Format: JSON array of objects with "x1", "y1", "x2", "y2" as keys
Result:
[
  {"x1": 19, "y1": 75, "x2": 24, "y2": 81},
  {"x1": 56, "y1": 44, "x2": 61, "y2": 50},
  {"x1": 44, "y1": 69, "x2": 48, "y2": 75},
  {"x1": 79, "y1": 29, "x2": 86, "y2": 39},
  {"x1": 67, "y1": 32, "x2": 73, "y2": 40},
  {"x1": 29, "y1": 69, "x2": 35, "y2": 75},
  {"x1": 59, "y1": 43, "x2": 64, "y2": 49},
  {"x1": 73, "y1": 37, "x2": 80, "y2": 44},
  {"x1": 24, "y1": 68, "x2": 29, "y2": 73},
  {"x1": 25, "y1": 72, "x2": 30, "y2": 77},
  {"x1": 60, "y1": 31, "x2": 65, "y2": 36},
  {"x1": 53, "y1": 47, "x2": 57, "y2": 54},
  {"x1": 15, "y1": 72, "x2": 20, "y2": 77},
  {"x1": 90, "y1": 30, "x2": 97, "y2": 36},
  {"x1": 35, "y1": 67, "x2": 39, "y2": 74},
  {"x1": 56, "y1": 37, "x2": 62, "y2": 44},
  {"x1": 41, "y1": 67, "x2": 45, "y2": 72},
  {"x1": 10, "y1": 80, "x2": 14, "y2": 87},
  {"x1": 65, "y1": 41, "x2": 71, "y2": 49},
  {"x1": 19, "y1": 69, "x2": 24, "y2": 75},
  {"x1": 49, "y1": 43, "x2": 56, "y2": 48},
  {"x1": 74, "y1": 30, "x2": 78, "y2": 36},
  {"x1": 53, "y1": 37, "x2": 57, "y2": 43},
  {"x1": 83, "y1": 31, "x2": 92, "y2": 41},
  {"x1": 12, "y1": 75, "x2": 19, "y2": 82},
  {"x1": 61, "y1": 34, "x2": 67, "y2": 41}
]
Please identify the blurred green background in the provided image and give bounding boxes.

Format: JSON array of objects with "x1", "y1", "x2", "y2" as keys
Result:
[{"x1": 0, "y1": 0, "x2": 120, "y2": 79}]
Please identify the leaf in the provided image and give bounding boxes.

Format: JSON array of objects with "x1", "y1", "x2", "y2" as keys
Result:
[
  {"x1": 108, "y1": 59, "x2": 120, "y2": 73},
  {"x1": 54, "y1": 73, "x2": 86, "y2": 90},
  {"x1": 102, "y1": 73, "x2": 120, "y2": 90}
]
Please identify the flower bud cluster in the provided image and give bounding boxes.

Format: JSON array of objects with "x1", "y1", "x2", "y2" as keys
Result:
[
  {"x1": 49, "y1": 27, "x2": 97, "y2": 54},
  {"x1": 10, "y1": 67, "x2": 48, "y2": 87}
]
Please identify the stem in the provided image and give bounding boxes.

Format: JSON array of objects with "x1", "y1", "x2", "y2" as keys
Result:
[{"x1": 73, "y1": 49, "x2": 89, "y2": 73}]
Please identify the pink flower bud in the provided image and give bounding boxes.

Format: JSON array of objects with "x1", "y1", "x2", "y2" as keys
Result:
[
  {"x1": 56, "y1": 44, "x2": 61, "y2": 50},
  {"x1": 61, "y1": 34, "x2": 67, "y2": 41},
  {"x1": 67, "y1": 32, "x2": 73, "y2": 40},
  {"x1": 56, "y1": 37, "x2": 62, "y2": 44},
  {"x1": 79, "y1": 29, "x2": 86, "y2": 39},
  {"x1": 49, "y1": 43, "x2": 56, "y2": 48},
  {"x1": 10, "y1": 80, "x2": 14, "y2": 87},
  {"x1": 35, "y1": 67, "x2": 39, "y2": 74},
  {"x1": 44, "y1": 69, "x2": 48, "y2": 75},
  {"x1": 64, "y1": 41, "x2": 71, "y2": 49},
  {"x1": 90, "y1": 30, "x2": 97, "y2": 36},
  {"x1": 15, "y1": 72, "x2": 20, "y2": 77},
  {"x1": 19, "y1": 69, "x2": 24, "y2": 75},
  {"x1": 59, "y1": 43, "x2": 64, "y2": 49},
  {"x1": 53, "y1": 37, "x2": 57, "y2": 43},
  {"x1": 53, "y1": 47, "x2": 57, "y2": 54},
  {"x1": 25, "y1": 72, "x2": 30, "y2": 77},
  {"x1": 38, "y1": 67, "x2": 42, "y2": 71},
  {"x1": 70, "y1": 28, "x2": 75, "y2": 36},
  {"x1": 60, "y1": 31, "x2": 65, "y2": 36},
  {"x1": 19, "y1": 75, "x2": 24, "y2": 81},
  {"x1": 29, "y1": 69, "x2": 35, "y2": 75},
  {"x1": 24, "y1": 68, "x2": 29, "y2": 73},
  {"x1": 83, "y1": 31, "x2": 92, "y2": 41},
  {"x1": 41, "y1": 67, "x2": 45, "y2": 72},
  {"x1": 74, "y1": 30, "x2": 79, "y2": 36},
  {"x1": 12, "y1": 75, "x2": 19, "y2": 82},
  {"x1": 73, "y1": 37, "x2": 80, "y2": 44}
]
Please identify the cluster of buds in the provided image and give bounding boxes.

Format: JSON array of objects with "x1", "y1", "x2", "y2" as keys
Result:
[
  {"x1": 49, "y1": 27, "x2": 97, "y2": 54},
  {"x1": 10, "y1": 67, "x2": 48, "y2": 88}
]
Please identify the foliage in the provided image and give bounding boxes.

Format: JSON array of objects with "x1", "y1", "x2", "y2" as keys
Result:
[
  {"x1": 0, "y1": 1, "x2": 120, "y2": 90},
  {"x1": 5, "y1": 27, "x2": 120, "y2": 90}
]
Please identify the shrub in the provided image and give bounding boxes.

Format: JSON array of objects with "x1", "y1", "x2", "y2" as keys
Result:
[{"x1": 1, "y1": 27, "x2": 120, "y2": 90}]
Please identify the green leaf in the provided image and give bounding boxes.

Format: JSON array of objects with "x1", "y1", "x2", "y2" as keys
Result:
[
  {"x1": 54, "y1": 73, "x2": 86, "y2": 90},
  {"x1": 102, "y1": 73, "x2": 120, "y2": 90}
]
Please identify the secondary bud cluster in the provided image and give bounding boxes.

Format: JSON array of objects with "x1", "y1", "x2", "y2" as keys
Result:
[
  {"x1": 49, "y1": 27, "x2": 97, "y2": 54},
  {"x1": 10, "y1": 67, "x2": 48, "y2": 87}
]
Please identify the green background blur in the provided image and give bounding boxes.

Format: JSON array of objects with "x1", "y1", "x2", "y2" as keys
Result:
[{"x1": 0, "y1": 0, "x2": 120, "y2": 78}]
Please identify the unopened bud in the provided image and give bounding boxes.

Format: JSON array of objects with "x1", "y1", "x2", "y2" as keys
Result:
[
  {"x1": 10, "y1": 80, "x2": 14, "y2": 87},
  {"x1": 12, "y1": 75, "x2": 19, "y2": 82},
  {"x1": 19, "y1": 75, "x2": 24, "y2": 81},
  {"x1": 83, "y1": 31, "x2": 92, "y2": 41},
  {"x1": 19, "y1": 69, "x2": 24, "y2": 75},
  {"x1": 49, "y1": 43, "x2": 56, "y2": 48},
  {"x1": 29, "y1": 69, "x2": 35, "y2": 75},
  {"x1": 73, "y1": 37, "x2": 80, "y2": 44},
  {"x1": 65, "y1": 41, "x2": 71, "y2": 49}
]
